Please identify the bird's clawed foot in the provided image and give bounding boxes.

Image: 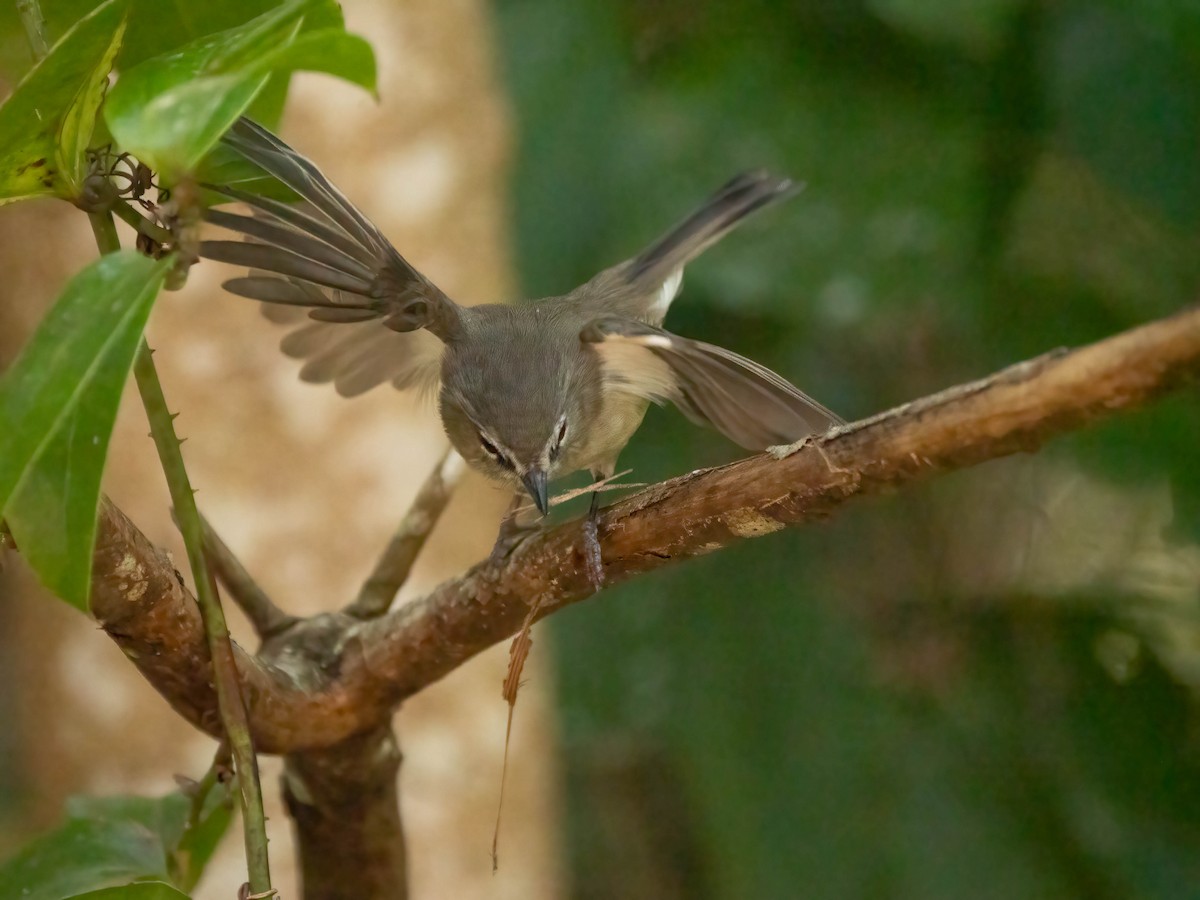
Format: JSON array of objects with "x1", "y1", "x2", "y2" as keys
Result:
[
  {"x1": 768, "y1": 424, "x2": 847, "y2": 462},
  {"x1": 489, "y1": 516, "x2": 542, "y2": 567},
  {"x1": 580, "y1": 489, "x2": 605, "y2": 591},
  {"x1": 767, "y1": 435, "x2": 813, "y2": 460},
  {"x1": 581, "y1": 516, "x2": 604, "y2": 591}
]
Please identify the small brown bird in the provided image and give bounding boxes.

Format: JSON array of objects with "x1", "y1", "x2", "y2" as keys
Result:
[{"x1": 200, "y1": 119, "x2": 842, "y2": 577}]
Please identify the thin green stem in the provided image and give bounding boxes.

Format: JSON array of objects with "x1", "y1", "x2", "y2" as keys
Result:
[
  {"x1": 112, "y1": 200, "x2": 173, "y2": 244},
  {"x1": 171, "y1": 740, "x2": 232, "y2": 886},
  {"x1": 87, "y1": 211, "x2": 120, "y2": 253},
  {"x1": 15, "y1": 0, "x2": 48, "y2": 61},
  {"x1": 90, "y1": 209, "x2": 274, "y2": 895},
  {"x1": 132, "y1": 345, "x2": 273, "y2": 895}
]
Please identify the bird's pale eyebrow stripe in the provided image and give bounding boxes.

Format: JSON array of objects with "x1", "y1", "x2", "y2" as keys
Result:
[
  {"x1": 480, "y1": 429, "x2": 513, "y2": 458},
  {"x1": 470, "y1": 416, "x2": 518, "y2": 468},
  {"x1": 539, "y1": 414, "x2": 569, "y2": 468}
]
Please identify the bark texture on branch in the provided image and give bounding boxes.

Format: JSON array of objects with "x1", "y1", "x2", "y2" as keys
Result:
[
  {"x1": 89, "y1": 305, "x2": 1200, "y2": 754},
  {"x1": 283, "y1": 724, "x2": 408, "y2": 899}
]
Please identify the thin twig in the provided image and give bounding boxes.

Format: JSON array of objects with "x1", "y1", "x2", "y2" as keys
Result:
[
  {"x1": 112, "y1": 200, "x2": 173, "y2": 245},
  {"x1": 491, "y1": 594, "x2": 546, "y2": 872},
  {"x1": 346, "y1": 449, "x2": 466, "y2": 619},
  {"x1": 198, "y1": 511, "x2": 296, "y2": 638},
  {"x1": 182, "y1": 740, "x2": 233, "y2": 835},
  {"x1": 510, "y1": 469, "x2": 642, "y2": 517},
  {"x1": 170, "y1": 740, "x2": 233, "y2": 886}
]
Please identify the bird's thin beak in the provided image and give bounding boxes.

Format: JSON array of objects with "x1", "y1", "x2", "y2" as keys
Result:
[{"x1": 522, "y1": 468, "x2": 550, "y2": 516}]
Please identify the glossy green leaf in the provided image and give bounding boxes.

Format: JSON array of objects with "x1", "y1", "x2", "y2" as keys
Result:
[
  {"x1": 256, "y1": 29, "x2": 377, "y2": 97},
  {"x1": 109, "y1": 70, "x2": 272, "y2": 181},
  {"x1": 104, "y1": 0, "x2": 373, "y2": 181},
  {"x1": 0, "y1": 0, "x2": 127, "y2": 205},
  {"x1": 70, "y1": 885, "x2": 190, "y2": 900},
  {"x1": 0, "y1": 251, "x2": 169, "y2": 610},
  {"x1": 67, "y1": 788, "x2": 235, "y2": 893},
  {"x1": 0, "y1": 786, "x2": 232, "y2": 899},
  {"x1": 0, "y1": 817, "x2": 171, "y2": 899}
]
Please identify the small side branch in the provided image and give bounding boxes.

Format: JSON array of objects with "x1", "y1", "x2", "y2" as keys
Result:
[
  {"x1": 346, "y1": 450, "x2": 466, "y2": 619},
  {"x1": 198, "y1": 511, "x2": 296, "y2": 638}
]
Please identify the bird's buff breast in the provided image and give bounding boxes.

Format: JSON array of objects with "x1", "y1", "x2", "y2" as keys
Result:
[{"x1": 565, "y1": 389, "x2": 651, "y2": 476}]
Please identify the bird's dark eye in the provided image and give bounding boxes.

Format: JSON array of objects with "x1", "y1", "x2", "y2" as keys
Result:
[
  {"x1": 479, "y1": 434, "x2": 513, "y2": 469},
  {"x1": 556, "y1": 418, "x2": 569, "y2": 444}
]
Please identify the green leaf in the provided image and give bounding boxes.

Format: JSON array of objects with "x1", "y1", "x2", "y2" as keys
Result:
[
  {"x1": 0, "y1": 817, "x2": 171, "y2": 899},
  {"x1": 0, "y1": 0, "x2": 127, "y2": 205},
  {"x1": 256, "y1": 29, "x2": 378, "y2": 97},
  {"x1": 67, "y1": 788, "x2": 235, "y2": 893},
  {"x1": 0, "y1": 786, "x2": 233, "y2": 899},
  {"x1": 173, "y1": 792, "x2": 235, "y2": 893},
  {"x1": 1, "y1": 0, "x2": 351, "y2": 111},
  {"x1": 0, "y1": 251, "x2": 169, "y2": 610},
  {"x1": 104, "y1": 0, "x2": 374, "y2": 181},
  {"x1": 109, "y1": 70, "x2": 272, "y2": 181},
  {"x1": 70, "y1": 885, "x2": 190, "y2": 900}
]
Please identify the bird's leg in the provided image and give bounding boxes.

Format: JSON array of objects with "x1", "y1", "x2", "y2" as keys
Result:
[
  {"x1": 489, "y1": 492, "x2": 542, "y2": 566},
  {"x1": 581, "y1": 468, "x2": 608, "y2": 590}
]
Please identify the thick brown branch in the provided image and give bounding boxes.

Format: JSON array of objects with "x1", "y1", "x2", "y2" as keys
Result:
[
  {"x1": 88, "y1": 305, "x2": 1200, "y2": 752},
  {"x1": 91, "y1": 502, "x2": 367, "y2": 753},
  {"x1": 283, "y1": 724, "x2": 407, "y2": 899},
  {"x1": 347, "y1": 305, "x2": 1200, "y2": 701}
]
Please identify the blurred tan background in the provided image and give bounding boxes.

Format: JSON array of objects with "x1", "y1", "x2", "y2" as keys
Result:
[{"x1": 0, "y1": 1, "x2": 563, "y2": 897}]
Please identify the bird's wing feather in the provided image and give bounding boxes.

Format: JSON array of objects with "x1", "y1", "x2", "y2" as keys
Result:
[
  {"x1": 578, "y1": 171, "x2": 796, "y2": 326},
  {"x1": 582, "y1": 316, "x2": 842, "y2": 450},
  {"x1": 198, "y1": 117, "x2": 454, "y2": 398}
]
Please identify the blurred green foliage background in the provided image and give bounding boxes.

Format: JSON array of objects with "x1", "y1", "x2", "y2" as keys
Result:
[{"x1": 494, "y1": 1, "x2": 1200, "y2": 897}]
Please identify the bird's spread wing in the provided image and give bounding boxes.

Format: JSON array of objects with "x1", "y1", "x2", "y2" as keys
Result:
[
  {"x1": 624, "y1": 171, "x2": 796, "y2": 290},
  {"x1": 583, "y1": 171, "x2": 796, "y2": 326},
  {"x1": 582, "y1": 316, "x2": 843, "y2": 449},
  {"x1": 199, "y1": 118, "x2": 454, "y2": 398}
]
